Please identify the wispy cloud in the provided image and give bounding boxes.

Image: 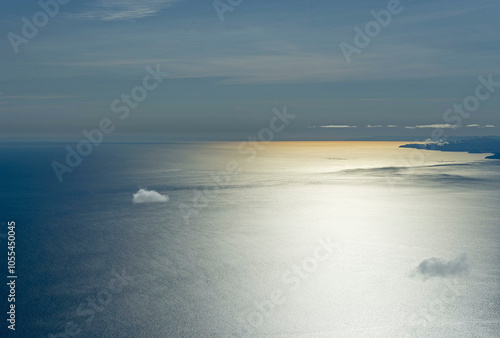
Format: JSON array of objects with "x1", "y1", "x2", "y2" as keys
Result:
[
  {"x1": 37, "y1": 42, "x2": 455, "y2": 84},
  {"x1": 403, "y1": 124, "x2": 496, "y2": 129},
  {"x1": 0, "y1": 95, "x2": 82, "y2": 100},
  {"x1": 405, "y1": 124, "x2": 457, "y2": 129},
  {"x1": 311, "y1": 125, "x2": 358, "y2": 128},
  {"x1": 466, "y1": 124, "x2": 496, "y2": 128},
  {"x1": 309, "y1": 124, "x2": 496, "y2": 130},
  {"x1": 76, "y1": 0, "x2": 181, "y2": 21}
]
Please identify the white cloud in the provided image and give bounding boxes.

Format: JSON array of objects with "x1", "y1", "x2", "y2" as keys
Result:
[
  {"x1": 386, "y1": 125, "x2": 399, "y2": 128},
  {"x1": 132, "y1": 189, "x2": 169, "y2": 204},
  {"x1": 403, "y1": 123, "x2": 496, "y2": 129},
  {"x1": 366, "y1": 125, "x2": 383, "y2": 128},
  {"x1": 405, "y1": 124, "x2": 457, "y2": 129},
  {"x1": 411, "y1": 253, "x2": 469, "y2": 280},
  {"x1": 466, "y1": 124, "x2": 496, "y2": 128},
  {"x1": 77, "y1": 0, "x2": 180, "y2": 21},
  {"x1": 0, "y1": 95, "x2": 82, "y2": 100},
  {"x1": 317, "y1": 125, "x2": 357, "y2": 128}
]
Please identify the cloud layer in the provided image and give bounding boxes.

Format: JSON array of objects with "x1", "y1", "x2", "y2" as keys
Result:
[
  {"x1": 310, "y1": 124, "x2": 495, "y2": 129},
  {"x1": 311, "y1": 125, "x2": 358, "y2": 128},
  {"x1": 411, "y1": 253, "x2": 469, "y2": 280},
  {"x1": 132, "y1": 189, "x2": 169, "y2": 204}
]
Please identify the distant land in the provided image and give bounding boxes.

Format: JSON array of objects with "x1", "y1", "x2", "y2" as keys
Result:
[{"x1": 400, "y1": 136, "x2": 500, "y2": 159}]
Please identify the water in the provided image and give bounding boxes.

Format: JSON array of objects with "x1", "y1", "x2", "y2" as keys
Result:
[{"x1": 0, "y1": 142, "x2": 499, "y2": 337}]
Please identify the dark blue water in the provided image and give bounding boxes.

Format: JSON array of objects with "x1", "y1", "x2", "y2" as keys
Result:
[{"x1": 0, "y1": 143, "x2": 209, "y2": 337}]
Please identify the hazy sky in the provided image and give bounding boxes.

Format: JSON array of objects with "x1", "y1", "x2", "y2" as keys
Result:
[{"x1": 1, "y1": 0, "x2": 500, "y2": 141}]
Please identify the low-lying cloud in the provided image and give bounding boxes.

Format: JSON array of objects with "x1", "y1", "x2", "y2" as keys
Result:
[
  {"x1": 467, "y1": 124, "x2": 496, "y2": 128},
  {"x1": 405, "y1": 124, "x2": 457, "y2": 129},
  {"x1": 411, "y1": 253, "x2": 469, "y2": 280},
  {"x1": 313, "y1": 125, "x2": 358, "y2": 128},
  {"x1": 308, "y1": 124, "x2": 495, "y2": 129},
  {"x1": 132, "y1": 189, "x2": 169, "y2": 204}
]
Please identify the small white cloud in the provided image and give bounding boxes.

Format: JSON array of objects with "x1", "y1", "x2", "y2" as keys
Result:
[
  {"x1": 485, "y1": 125, "x2": 496, "y2": 128},
  {"x1": 318, "y1": 125, "x2": 357, "y2": 128},
  {"x1": 466, "y1": 124, "x2": 480, "y2": 127},
  {"x1": 387, "y1": 125, "x2": 399, "y2": 128},
  {"x1": 366, "y1": 124, "x2": 383, "y2": 128},
  {"x1": 132, "y1": 189, "x2": 169, "y2": 204}
]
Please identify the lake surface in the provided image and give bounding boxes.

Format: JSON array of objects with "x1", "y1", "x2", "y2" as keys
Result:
[{"x1": 1, "y1": 141, "x2": 499, "y2": 337}]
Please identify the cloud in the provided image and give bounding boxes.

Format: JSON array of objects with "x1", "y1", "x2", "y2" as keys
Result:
[
  {"x1": 0, "y1": 95, "x2": 82, "y2": 100},
  {"x1": 132, "y1": 189, "x2": 169, "y2": 204},
  {"x1": 317, "y1": 125, "x2": 358, "y2": 128},
  {"x1": 467, "y1": 124, "x2": 496, "y2": 128},
  {"x1": 311, "y1": 124, "x2": 486, "y2": 130},
  {"x1": 405, "y1": 124, "x2": 457, "y2": 129},
  {"x1": 405, "y1": 123, "x2": 495, "y2": 129},
  {"x1": 76, "y1": 0, "x2": 180, "y2": 21},
  {"x1": 411, "y1": 253, "x2": 469, "y2": 280}
]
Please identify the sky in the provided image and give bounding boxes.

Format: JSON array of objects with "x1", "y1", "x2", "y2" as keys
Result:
[{"x1": 1, "y1": 0, "x2": 500, "y2": 141}]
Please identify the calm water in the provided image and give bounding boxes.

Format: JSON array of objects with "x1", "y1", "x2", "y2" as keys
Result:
[{"x1": 1, "y1": 142, "x2": 499, "y2": 337}]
